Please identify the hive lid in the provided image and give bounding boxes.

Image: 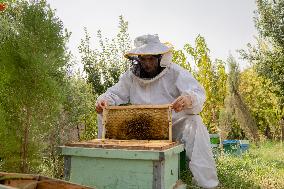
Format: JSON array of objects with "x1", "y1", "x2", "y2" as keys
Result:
[{"x1": 65, "y1": 139, "x2": 179, "y2": 151}]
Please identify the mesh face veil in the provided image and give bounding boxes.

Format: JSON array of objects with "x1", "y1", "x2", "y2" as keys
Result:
[{"x1": 129, "y1": 55, "x2": 164, "y2": 79}]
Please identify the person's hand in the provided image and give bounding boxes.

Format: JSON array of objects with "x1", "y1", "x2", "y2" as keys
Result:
[
  {"x1": 95, "y1": 100, "x2": 109, "y2": 113},
  {"x1": 172, "y1": 95, "x2": 192, "y2": 113}
]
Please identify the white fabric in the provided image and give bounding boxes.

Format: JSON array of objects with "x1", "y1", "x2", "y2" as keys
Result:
[
  {"x1": 125, "y1": 34, "x2": 171, "y2": 56},
  {"x1": 160, "y1": 51, "x2": 173, "y2": 67},
  {"x1": 96, "y1": 62, "x2": 219, "y2": 188}
]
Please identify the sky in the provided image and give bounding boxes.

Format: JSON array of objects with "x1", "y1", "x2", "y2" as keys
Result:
[{"x1": 46, "y1": 0, "x2": 258, "y2": 69}]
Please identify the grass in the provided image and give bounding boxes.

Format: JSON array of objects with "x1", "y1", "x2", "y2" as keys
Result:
[{"x1": 181, "y1": 141, "x2": 284, "y2": 189}]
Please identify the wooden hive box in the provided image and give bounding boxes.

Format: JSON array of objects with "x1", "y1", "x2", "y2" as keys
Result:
[
  {"x1": 0, "y1": 172, "x2": 95, "y2": 189},
  {"x1": 60, "y1": 140, "x2": 184, "y2": 189},
  {"x1": 102, "y1": 104, "x2": 172, "y2": 141},
  {"x1": 59, "y1": 104, "x2": 185, "y2": 188}
]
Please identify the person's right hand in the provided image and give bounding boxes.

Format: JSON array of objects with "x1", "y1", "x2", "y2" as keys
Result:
[
  {"x1": 172, "y1": 95, "x2": 192, "y2": 113},
  {"x1": 95, "y1": 100, "x2": 109, "y2": 113}
]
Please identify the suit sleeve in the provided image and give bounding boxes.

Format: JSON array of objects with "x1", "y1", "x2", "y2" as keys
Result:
[
  {"x1": 175, "y1": 68, "x2": 206, "y2": 114},
  {"x1": 96, "y1": 70, "x2": 132, "y2": 106}
]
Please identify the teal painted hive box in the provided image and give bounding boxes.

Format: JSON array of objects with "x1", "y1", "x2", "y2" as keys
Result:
[
  {"x1": 222, "y1": 140, "x2": 241, "y2": 156},
  {"x1": 60, "y1": 139, "x2": 184, "y2": 189},
  {"x1": 209, "y1": 134, "x2": 221, "y2": 158}
]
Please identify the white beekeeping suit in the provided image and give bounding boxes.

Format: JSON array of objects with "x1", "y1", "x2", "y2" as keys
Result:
[{"x1": 96, "y1": 34, "x2": 219, "y2": 188}]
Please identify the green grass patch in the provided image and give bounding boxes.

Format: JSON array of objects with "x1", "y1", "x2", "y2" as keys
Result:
[{"x1": 181, "y1": 141, "x2": 284, "y2": 189}]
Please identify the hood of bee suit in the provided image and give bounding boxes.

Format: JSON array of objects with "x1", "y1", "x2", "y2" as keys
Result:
[
  {"x1": 130, "y1": 51, "x2": 174, "y2": 86},
  {"x1": 125, "y1": 34, "x2": 173, "y2": 67},
  {"x1": 125, "y1": 34, "x2": 174, "y2": 85}
]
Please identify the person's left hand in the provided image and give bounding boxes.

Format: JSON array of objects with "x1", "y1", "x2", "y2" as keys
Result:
[{"x1": 172, "y1": 95, "x2": 192, "y2": 112}]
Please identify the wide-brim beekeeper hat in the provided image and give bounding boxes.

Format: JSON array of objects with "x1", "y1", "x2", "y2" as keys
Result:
[{"x1": 124, "y1": 34, "x2": 171, "y2": 58}]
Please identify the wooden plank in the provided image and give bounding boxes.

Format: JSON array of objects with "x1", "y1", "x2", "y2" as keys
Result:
[
  {"x1": 72, "y1": 139, "x2": 175, "y2": 145},
  {"x1": 0, "y1": 173, "x2": 38, "y2": 181},
  {"x1": 87, "y1": 139, "x2": 173, "y2": 144},
  {"x1": 153, "y1": 160, "x2": 164, "y2": 189},
  {"x1": 64, "y1": 144, "x2": 172, "y2": 151},
  {"x1": 106, "y1": 104, "x2": 172, "y2": 110},
  {"x1": 0, "y1": 172, "x2": 95, "y2": 189},
  {"x1": 0, "y1": 185, "x2": 16, "y2": 189},
  {"x1": 65, "y1": 140, "x2": 178, "y2": 150},
  {"x1": 37, "y1": 180, "x2": 90, "y2": 189},
  {"x1": 102, "y1": 108, "x2": 108, "y2": 140},
  {"x1": 1, "y1": 180, "x2": 37, "y2": 189},
  {"x1": 66, "y1": 139, "x2": 177, "y2": 146},
  {"x1": 168, "y1": 106, "x2": 173, "y2": 142}
]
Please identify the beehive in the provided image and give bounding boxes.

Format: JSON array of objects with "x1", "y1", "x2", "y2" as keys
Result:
[
  {"x1": 102, "y1": 104, "x2": 172, "y2": 141},
  {"x1": 60, "y1": 104, "x2": 185, "y2": 189},
  {"x1": 60, "y1": 140, "x2": 184, "y2": 189}
]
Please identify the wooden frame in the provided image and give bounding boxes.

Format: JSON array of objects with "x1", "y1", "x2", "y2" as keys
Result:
[{"x1": 102, "y1": 104, "x2": 173, "y2": 142}]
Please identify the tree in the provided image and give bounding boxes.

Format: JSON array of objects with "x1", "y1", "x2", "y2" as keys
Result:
[
  {"x1": 41, "y1": 73, "x2": 98, "y2": 178},
  {"x1": 182, "y1": 36, "x2": 227, "y2": 133},
  {"x1": 79, "y1": 16, "x2": 132, "y2": 96},
  {"x1": 0, "y1": 0, "x2": 70, "y2": 173},
  {"x1": 239, "y1": 67, "x2": 282, "y2": 139},
  {"x1": 172, "y1": 48, "x2": 192, "y2": 72},
  {"x1": 65, "y1": 76, "x2": 98, "y2": 141},
  {"x1": 222, "y1": 55, "x2": 259, "y2": 141},
  {"x1": 240, "y1": 0, "x2": 284, "y2": 110}
]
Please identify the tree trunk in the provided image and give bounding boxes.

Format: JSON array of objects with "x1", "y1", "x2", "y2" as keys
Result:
[
  {"x1": 20, "y1": 106, "x2": 30, "y2": 173},
  {"x1": 281, "y1": 116, "x2": 284, "y2": 141},
  {"x1": 264, "y1": 125, "x2": 272, "y2": 139}
]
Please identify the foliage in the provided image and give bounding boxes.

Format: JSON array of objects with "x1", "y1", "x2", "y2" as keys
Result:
[
  {"x1": 0, "y1": 0, "x2": 97, "y2": 177},
  {"x1": 240, "y1": 0, "x2": 284, "y2": 109},
  {"x1": 221, "y1": 55, "x2": 259, "y2": 141},
  {"x1": 217, "y1": 141, "x2": 284, "y2": 189},
  {"x1": 79, "y1": 16, "x2": 132, "y2": 96},
  {"x1": 172, "y1": 49, "x2": 192, "y2": 72},
  {"x1": 65, "y1": 76, "x2": 98, "y2": 141},
  {"x1": 35, "y1": 74, "x2": 98, "y2": 178},
  {"x1": 239, "y1": 67, "x2": 282, "y2": 139},
  {"x1": 182, "y1": 36, "x2": 227, "y2": 133},
  {"x1": 255, "y1": 0, "x2": 284, "y2": 50},
  {"x1": 0, "y1": 0, "x2": 70, "y2": 173},
  {"x1": 238, "y1": 0, "x2": 284, "y2": 140},
  {"x1": 181, "y1": 141, "x2": 284, "y2": 188}
]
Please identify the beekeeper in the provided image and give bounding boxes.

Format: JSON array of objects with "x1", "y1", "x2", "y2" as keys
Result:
[{"x1": 95, "y1": 34, "x2": 219, "y2": 188}]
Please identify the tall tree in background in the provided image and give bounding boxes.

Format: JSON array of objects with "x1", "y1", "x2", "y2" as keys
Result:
[
  {"x1": 42, "y1": 73, "x2": 97, "y2": 177},
  {"x1": 240, "y1": 0, "x2": 284, "y2": 140},
  {"x1": 65, "y1": 76, "x2": 97, "y2": 141},
  {"x1": 172, "y1": 48, "x2": 192, "y2": 72},
  {"x1": 0, "y1": 0, "x2": 70, "y2": 173},
  {"x1": 182, "y1": 36, "x2": 227, "y2": 133},
  {"x1": 239, "y1": 68, "x2": 282, "y2": 139},
  {"x1": 79, "y1": 16, "x2": 132, "y2": 96},
  {"x1": 222, "y1": 55, "x2": 259, "y2": 141}
]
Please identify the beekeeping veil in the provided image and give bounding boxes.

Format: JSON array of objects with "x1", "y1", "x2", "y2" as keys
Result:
[{"x1": 125, "y1": 34, "x2": 173, "y2": 68}]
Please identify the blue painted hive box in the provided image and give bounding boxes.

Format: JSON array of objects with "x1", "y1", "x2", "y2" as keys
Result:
[
  {"x1": 239, "y1": 140, "x2": 250, "y2": 153},
  {"x1": 60, "y1": 139, "x2": 184, "y2": 189},
  {"x1": 222, "y1": 140, "x2": 241, "y2": 155}
]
